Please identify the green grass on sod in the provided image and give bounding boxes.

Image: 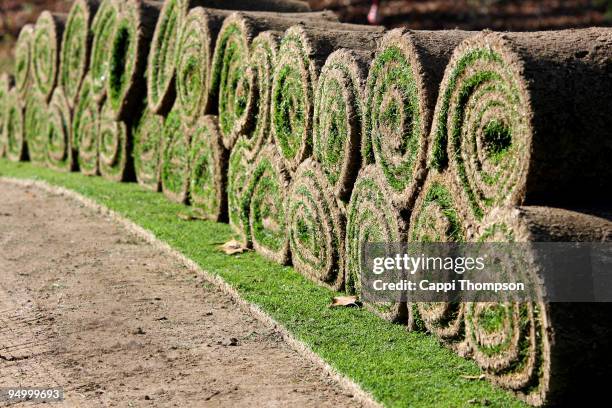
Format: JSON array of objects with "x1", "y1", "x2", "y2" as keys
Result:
[{"x1": 0, "y1": 160, "x2": 526, "y2": 408}]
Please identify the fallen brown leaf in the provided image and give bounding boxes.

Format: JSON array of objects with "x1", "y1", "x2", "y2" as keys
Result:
[
  {"x1": 220, "y1": 240, "x2": 249, "y2": 255},
  {"x1": 330, "y1": 296, "x2": 361, "y2": 308},
  {"x1": 461, "y1": 374, "x2": 486, "y2": 381}
]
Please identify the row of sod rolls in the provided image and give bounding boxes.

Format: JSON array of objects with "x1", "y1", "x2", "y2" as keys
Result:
[{"x1": 3, "y1": 2, "x2": 612, "y2": 405}]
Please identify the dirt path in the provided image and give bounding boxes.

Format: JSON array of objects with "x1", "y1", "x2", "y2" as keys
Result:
[{"x1": 0, "y1": 181, "x2": 364, "y2": 407}]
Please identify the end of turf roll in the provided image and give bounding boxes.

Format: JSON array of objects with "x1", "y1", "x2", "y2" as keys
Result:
[
  {"x1": 59, "y1": 0, "x2": 101, "y2": 108},
  {"x1": 98, "y1": 101, "x2": 133, "y2": 182},
  {"x1": 189, "y1": 115, "x2": 229, "y2": 222},
  {"x1": 0, "y1": 73, "x2": 15, "y2": 158},
  {"x1": 106, "y1": 0, "x2": 161, "y2": 121},
  {"x1": 227, "y1": 135, "x2": 254, "y2": 247},
  {"x1": 364, "y1": 28, "x2": 470, "y2": 209},
  {"x1": 287, "y1": 158, "x2": 346, "y2": 290},
  {"x1": 73, "y1": 75, "x2": 100, "y2": 176},
  {"x1": 429, "y1": 28, "x2": 612, "y2": 218},
  {"x1": 24, "y1": 93, "x2": 50, "y2": 166},
  {"x1": 3, "y1": 88, "x2": 27, "y2": 162},
  {"x1": 345, "y1": 165, "x2": 409, "y2": 323},
  {"x1": 246, "y1": 144, "x2": 291, "y2": 265},
  {"x1": 46, "y1": 87, "x2": 75, "y2": 172},
  {"x1": 132, "y1": 106, "x2": 164, "y2": 192},
  {"x1": 90, "y1": 0, "x2": 121, "y2": 104},
  {"x1": 14, "y1": 24, "x2": 35, "y2": 102},
  {"x1": 313, "y1": 48, "x2": 372, "y2": 202},
  {"x1": 161, "y1": 107, "x2": 191, "y2": 204},
  {"x1": 32, "y1": 11, "x2": 67, "y2": 101}
]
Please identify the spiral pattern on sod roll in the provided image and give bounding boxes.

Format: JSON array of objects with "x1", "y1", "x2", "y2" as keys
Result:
[
  {"x1": 46, "y1": 87, "x2": 74, "y2": 171},
  {"x1": 133, "y1": 107, "x2": 164, "y2": 191},
  {"x1": 72, "y1": 75, "x2": 100, "y2": 175},
  {"x1": 32, "y1": 12, "x2": 65, "y2": 101},
  {"x1": 429, "y1": 35, "x2": 530, "y2": 219},
  {"x1": 313, "y1": 49, "x2": 370, "y2": 201},
  {"x1": 59, "y1": 0, "x2": 99, "y2": 107},
  {"x1": 14, "y1": 25, "x2": 35, "y2": 102},
  {"x1": 98, "y1": 101, "x2": 131, "y2": 181},
  {"x1": 287, "y1": 159, "x2": 345, "y2": 290},
  {"x1": 161, "y1": 107, "x2": 190, "y2": 203},
  {"x1": 4, "y1": 88, "x2": 26, "y2": 162},
  {"x1": 189, "y1": 115, "x2": 229, "y2": 221},
  {"x1": 246, "y1": 145, "x2": 291, "y2": 265},
  {"x1": 0, "y1": 74, "x2": 15, "y2": 158},
  {"x1": 90, "y1": 0, "x2": 121, "y2": 103},
  {"x1": 227, "y1": 136, "x2": 253, "y2": 246},
  {"x1": 345, "y1": 165, "x2": 408, "y2": 322},
  {"x1": 24, "y1": 93, "x2": 50, "y2": 165}
]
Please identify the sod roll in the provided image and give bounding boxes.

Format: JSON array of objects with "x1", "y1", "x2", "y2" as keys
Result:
[
  {"x1": 272, "y1": 24, "x2": 383, "y2": 173},
  {"x1": 46, "y1": 87, "x2": 75, "y2": 172},
  {"x1": 345, "y1": 165, "x2": 408, "y2": 323},
  {"x1": 313, "y1": 49, "x2": 372, "y2": 201},
  {"x1": 106, "y1": 0, "x2": 161, "y2": 121},
  {"x1": 0, "y1": 74, "x2": 14, "y2": 158},
  {"x1": 245, "y1": 144, "x2": 291, "y2": 265},
  {"x1": 24, "y1": 93, "x2": 50, "y2": 165},
  {"x1": 32, "y1": 11, "x2": 66, "y2": 101},
  {"x1": 287, "y1": 158, "x2": 346, "y2": 290},
  {"x1": 3, "y1": 88, "x2": 26, "y2": 162},
  {"x1": 212, "y1": 11, "x2": 340, "y2": 150},
  {"x1": 14, "y1": 24, "x2": 35, "y2": 102},
  {"x1": 133, "y1": 106, "x2": 164, "y2": 191},
  {"x1": 175, "y1": 7, "x2": 229, "y2": 124},
  {"x1": 161, "y1": 107, "x2": 191, "y2": 203},
  {"x1": 407, "y1": 173, "x2": 470, "y2": 344},
  {"x1": 98, "y1": 100, "x2": 132, "y2": 181},
  {"x1": 146, "y1": 0, "x2": 313, "y2": 115},
  {"x1": 227, "y1": 135, "x2": 254, "y2": 246},
  {"x1": 189, "y1": 115, "x2": 229, "y2": 221},
  {"x1": 73, "y1": 75, "x2": 100, "y2": 175},
  {"x1": 469, "y1": 206, "x2": 612, "y2": 406},
  {"x1": 90, "y1": 0, "x2": 121, "y2": 103},
  {"x1": 363, "y1": 28, "x2": 470, "y2": 209},
  {"x1": 59, "y1": 0, "x2": 100, "y2": 107},
  {"x1": 429, "y1": 28, "x2": 612, "y2": 219}
]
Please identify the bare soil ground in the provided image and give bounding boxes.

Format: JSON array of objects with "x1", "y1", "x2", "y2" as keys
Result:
[{"x1": 0, "y1": 181, "x2": 363, "y2": 407}]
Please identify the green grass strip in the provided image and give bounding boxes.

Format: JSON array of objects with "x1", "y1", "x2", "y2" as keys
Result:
[
  {"x1": 24, "y1": 93, "x2": 49, "y2": 165},
  {"x1": 0, "y1": 159, "x2": 527, "y2": 408},
  {"x1": 46, "y1": 87, "x2": 75, "y2": 172},
  {"x1": 14, "y1": 24, "x2": 35, "y2": 101},
  {"x1": 59, "y1": 0, "x2": 99, "y2": 107},
  {"x1": 3, "y1": 88, "x2": 26, "y2": 162},
  {"x1": 90, "y1": 0, "x2": 120, "y2": 103},
  {"x1": 132, "y1": 106, "x2": 164, "y2": 192}
]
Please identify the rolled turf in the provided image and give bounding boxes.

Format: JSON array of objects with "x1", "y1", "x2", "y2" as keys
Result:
[
  {"x1": 106, "y1": 0, "x2": 161, "y2": 121},
  {"x1": 287, "y1": 158, "x2": 345, "y2": 290},
  {"x1": 46, "y1": 87, "x2": 75, "y2": 172},
  {"x1": 0, "y1": 73, "x2": 14, "y2": 158},
  {"x1": 227, "y1": 135, "x2": 254, "y2": 246},
  {"x1": 3, "y1": 88, "x2": 27, "y2": 162},
  {"x1": 313, "y1": 48, "x2": 372, "y2": 201},
  {"x1": 59, "y1": 0, "x2": 100, "y2": 107},
  {"x1": 363, "y1": 28, "x2": 469, "y2": 209},
  {"x1": 14, "y1": 24, "x2": 35, "y2": 102},
  {"x1": 245, "y1": 144, "x2": 291, "y2": 265},
  {"x1": 160, "y1": 107, "x2": 191, "y2": 204},
  {"x1": 98, "y1": 100, "x2": 132, "y2": 182},
  {"x1": 32, "y1": 11, "x2": 66, "y2": 101},
  {"x1": 211, "y1": 11, "x2": 339, "y2": 150},
  {"x1": 90, "y1": 0, "x2": 121, "y2": 103},
  {"x1": 345, "y1": 165, "x2": 408, "y2": 322},
  {"x1": 146, "y1": 0, "x2": 312, "y2": 115},
  {"x1": 271, "y1": 24, "x2": 383, "y2": 173},
  {"x1": 72, "y1": 75, "x2": 100, "y2": 176},
  {"x1": 23, "y1": 93, "x2": 50, "y2": 165},
  {"x1": 188, "y1": 115, "x2": 229, "y2": 221},
  {"x1": 429, "y1": 28, "x2": 612, "y2": 219},
  {"x1": 470, "y1": 206, "x2": 612, "y2": 406},
  {"x1": 407, "y1": 172, "x2": 469, "y2": 346},
  {"x1": 132, "y1": 106, "x2": 164, "y2": 191}
]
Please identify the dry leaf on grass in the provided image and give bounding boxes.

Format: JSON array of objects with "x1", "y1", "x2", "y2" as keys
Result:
[
  {"x1": 329, "y1": 296, "x2": 361, "y2": 308},
  {"x1": 461, "y1": 374, "x2": 486, "y2": 381},
  {"x1": 220, "y1": 240, "x2": 249, "y2": 255}
]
